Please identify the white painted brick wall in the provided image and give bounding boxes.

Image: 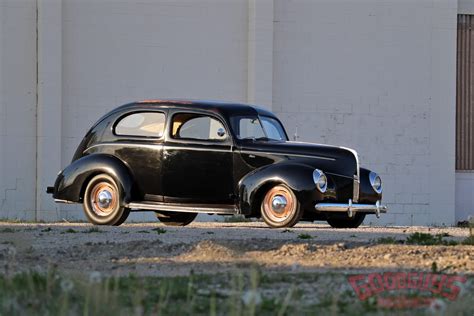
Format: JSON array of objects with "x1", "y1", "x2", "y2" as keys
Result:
[
  {"x1": 273, "y1": 0, "x2": 457, "y2": 225},
  {"x1": 60, "y1": 0, "x2": 248, "y2": 221},
  {"x1": 0, "y1": 0, "x2": 37, "y2": 220},
  {"x1": 0, "y1": 0, "x2": 465, "y2": 225}
]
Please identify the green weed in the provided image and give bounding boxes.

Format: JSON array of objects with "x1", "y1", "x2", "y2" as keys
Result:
[
  {"x1": 83, "y1": 227, "x2": 101, "y2": 233},
  {"x1": 375, "y1": 237, "x2": 400, "y2": 244},
  {"x1": 61, "y1": 228, "x2": 77, "y2": 234},
  {"x1": 405, "y1": 232, "x2": 457, "y2": 246},
  {"x1": 297, "y1": 234, "x2": 312, "y2": 240},
  {"x1": 152, "y1": 228, "x2": 167, "y2": 234}
]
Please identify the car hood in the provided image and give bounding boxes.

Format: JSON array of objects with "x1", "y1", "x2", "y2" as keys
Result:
[{"x1": 238, "y1": 141, "x2": 359, "y2": 178}]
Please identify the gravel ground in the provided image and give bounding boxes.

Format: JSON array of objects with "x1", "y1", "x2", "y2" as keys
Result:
[
  {"x1": 0, "y1": 222, "x2": 472, "y2": 277},
  {"x1": 0, "y1": 222, "x2": 472, "y2": 314}
]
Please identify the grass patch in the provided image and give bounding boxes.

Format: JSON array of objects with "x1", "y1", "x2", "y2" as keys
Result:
[
  {"x1": 462, "y1": 235, "x2": 474, "y2": 245},
  {"x1": 405, "y1": 232, "x2": 458, "y2": 246},
  {"x1": 152, "y1": 227, "x2": 167, "y2": 234},
  {"x1": 0, "y1": 270, "x2": 471, "y2": 315},
  {"x1": 222, "y1": 215, "x2": 253, "y2": 223},
  {"x1": 60, "y1": 228, "x2": 78, "y2": 234},
  {"x1": 464, "y1": 219, "x2": 474, "y2": 245},
  {"x1": 137, "y1": 230, "x2": 150, "y2": 234},
  {"x1": 297, "y1": 233, "x2": 312, "y2": 240},
  {"x1": 375, "y1": 236, "x2": 400, "y2": 244},
  {"x1": 376, "y1": 233, "x2": 469, "y2": 246},
  {"x1": 0, "y1": 228, "x2": 15, "y2": 233},
  {"x1": 83, "y1": 227, "x2": 101, "y2": 234},
  {"x1": 40, "y1": 227, "x2": 52, "y2": 233},
  {"x1": 0, "y1": 270, "x2": 292, "y2": 315}
]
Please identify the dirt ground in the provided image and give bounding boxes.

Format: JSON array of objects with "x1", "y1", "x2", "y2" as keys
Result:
[{"x1": 0, "y1": 222, "x2": 472, "y2": 277}]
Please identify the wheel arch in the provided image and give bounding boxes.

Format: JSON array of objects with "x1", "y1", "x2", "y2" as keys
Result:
[
  {"x1": 238, "y1": 162, "x2": 321, "y2": 216},
  {"x1": 53, "y1": 154, "x2": 139, "y2": 203}
]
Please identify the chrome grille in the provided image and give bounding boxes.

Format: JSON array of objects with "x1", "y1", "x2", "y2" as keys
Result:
[{"x1": 340, "y1": 146, "x2": 360, "y2": 202}]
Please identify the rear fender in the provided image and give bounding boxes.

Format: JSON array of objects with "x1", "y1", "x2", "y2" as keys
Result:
[{"x1": 53, "y1": 154, "x2": 138, "y2": 203}]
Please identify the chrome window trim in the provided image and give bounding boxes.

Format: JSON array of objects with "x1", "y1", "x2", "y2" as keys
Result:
[{"x1": 113, "y1": 111, "x2": 166, "y2": 138}]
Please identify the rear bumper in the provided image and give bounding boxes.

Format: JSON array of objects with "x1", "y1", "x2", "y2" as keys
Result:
[{"x1": 315, "y1": 199, "x2": 387, "y2": 218}]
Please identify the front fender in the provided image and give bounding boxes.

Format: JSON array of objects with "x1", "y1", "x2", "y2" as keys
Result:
[
  {"x1": 53, "y1": 154, "x2": 138, "y2": 203},
  {"x1": 238, "y1": 162, "x2": 322, "y2": 215},
  {"x1": 359, "y1": 168, "x2": 383, "y2": 203}
]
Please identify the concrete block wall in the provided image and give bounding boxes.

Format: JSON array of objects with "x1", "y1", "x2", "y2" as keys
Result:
[
  {"x1": 0, "y1": 0, "x2": 38, "y2": 220},
  {"x1": 272, "y1": 0, "x2": 458, "y2": 226},
  {"x1": 0, "y1": 0, "x2": 466, "y2": 225},
  {"x1": 59, "y1": 0, "x2": 249, "y2": 221}
]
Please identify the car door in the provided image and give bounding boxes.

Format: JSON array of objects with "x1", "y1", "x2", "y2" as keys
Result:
[
  {"x1": 162, "y1": 110, "x2": 234, "y2": 204},
  {"x1": 111, "y1": 110, "x2": 166, "y2": 201}
]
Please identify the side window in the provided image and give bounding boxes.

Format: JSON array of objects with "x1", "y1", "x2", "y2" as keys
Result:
[
  {"x1": 172, "y1": 113, "x2": 227, "y2": 141},
  {"x1": 239, "y1": 118, "x2": 265, "y2": 139},
  {"x1": 115, "y1": 112, "x2": 165, "y2": 137},
  {"x1": 261, "y1": 117, "x2": 286, "y2": 140}
]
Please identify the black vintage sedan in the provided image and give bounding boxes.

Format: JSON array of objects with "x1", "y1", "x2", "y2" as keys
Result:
[{"x1": 47, "y1": 100, "x2": 387, "y2": 228}]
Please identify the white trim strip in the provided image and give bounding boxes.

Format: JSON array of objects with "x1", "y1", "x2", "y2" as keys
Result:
[
  {"x1": 240, "y1": 150, "x2": 336, "y2": 161},
  {"x1": 84, "y1": 143, "x2": 232, "y2": 154}
]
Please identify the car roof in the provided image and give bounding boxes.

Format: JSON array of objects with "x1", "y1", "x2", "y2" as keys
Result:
[{"x1": 114, "y1": 99, "x2": 275, "y2": 118}]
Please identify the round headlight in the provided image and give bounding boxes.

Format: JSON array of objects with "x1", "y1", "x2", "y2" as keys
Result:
[
  {"x1": 313, "y1": 169, "x2": 327, "y2": 193},
  {"x1": 369, "y1": 172, "x2": 382, "y2": 194}
]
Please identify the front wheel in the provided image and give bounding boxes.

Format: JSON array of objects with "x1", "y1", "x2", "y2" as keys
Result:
[
  {"x1": 326, "y1": 213, "x2": 365, "y2": 228},
  {"x1": 83, "y1": 174, "x2": 130, "y2": 226},
  {"x1": 155, "y1": 211, "x2": 197, "y2": 226},
  {"x1": 260, "y1": 184, "x2": 302, "y2": 228}
]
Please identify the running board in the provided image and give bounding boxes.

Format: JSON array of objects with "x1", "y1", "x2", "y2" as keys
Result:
[{"x1": 126, "y1": 201, "x2": 239, "y2": 215}]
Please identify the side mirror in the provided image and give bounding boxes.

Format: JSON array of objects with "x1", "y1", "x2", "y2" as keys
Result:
[{"x1": 217, "y1": 128, "x2": 226, "y2": 137}]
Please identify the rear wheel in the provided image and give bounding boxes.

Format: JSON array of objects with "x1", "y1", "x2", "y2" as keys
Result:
[
  {"x1": 326, "y1": 213, "x2": 365, "y2": 228},
  {"x1": 155, "y1": 211, "x2": 197, "y2": 226},
  {"x1": 83, "y1": 174, "x2": 130, "y2": 226},
  {"x1": 260, "y1": 184, "x2": 302, "y2": 228}
]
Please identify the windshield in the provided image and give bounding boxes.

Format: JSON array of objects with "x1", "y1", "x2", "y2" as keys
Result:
[{"x1": 230, "y1": 116, "x2": 288, "y2": 141}]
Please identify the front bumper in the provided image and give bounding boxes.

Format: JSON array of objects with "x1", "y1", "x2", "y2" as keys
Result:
[{"x1": 315, "y1": 199, "x2": 387, "y2": 218}]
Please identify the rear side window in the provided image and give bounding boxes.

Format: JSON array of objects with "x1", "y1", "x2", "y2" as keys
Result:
[{"x1": 115, "y1": 112, "x2": 165, "y2": 137}]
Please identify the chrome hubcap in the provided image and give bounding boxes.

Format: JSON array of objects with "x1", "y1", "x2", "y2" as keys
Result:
[
  {"x1": 271, "y1": 195, "x2": 287, "y2": 213},
  {"x1": 97, "y1": 190, "x2": 113, "y2": 209}
]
